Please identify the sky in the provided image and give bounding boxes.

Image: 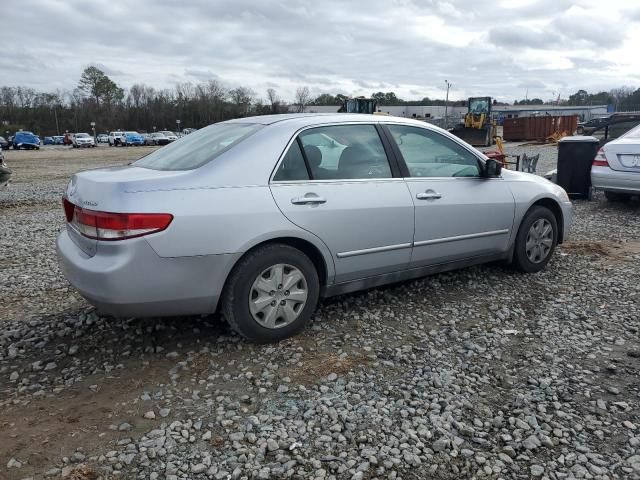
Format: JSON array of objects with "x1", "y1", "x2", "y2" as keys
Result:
[{"x1": 3, "y1": 0, "x2": 640, "y2": 103}]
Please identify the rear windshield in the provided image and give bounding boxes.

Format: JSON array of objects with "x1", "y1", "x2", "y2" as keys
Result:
[
  {"x1": 622, "y1": 124, "x2": 640, "y2": 139},
  {"x1": 134, "y1": 123, "x2": 262, "y2": 171}
]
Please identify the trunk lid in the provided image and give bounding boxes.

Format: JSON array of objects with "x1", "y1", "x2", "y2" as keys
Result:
[
  {"x1": 64, "y1": 165, "x2": 188, "y2": 256},
  {"x1": 604, "y1": 139, "x2": 640, "y2": 174}
]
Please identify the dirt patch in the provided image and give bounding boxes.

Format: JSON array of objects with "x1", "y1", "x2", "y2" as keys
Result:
[
  {"x1": 285, "y1": 351, "x2": 371, "y2": 385},
  {"x1": 560, "y1": 240, "x2": 640, "y2": 261},
  {"x1": 0, "y1": 357, "x2": 174, "y2": 480}
]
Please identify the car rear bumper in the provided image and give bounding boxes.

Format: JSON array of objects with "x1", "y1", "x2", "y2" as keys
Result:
[
  {"x1": 592, "y1": 166, "x2": 640, "y2": 194},
  {"x1": 56, "y1": 229, "x2": 240, "y2": 318}
]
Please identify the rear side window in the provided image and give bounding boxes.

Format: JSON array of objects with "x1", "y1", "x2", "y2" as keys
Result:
[
  {"x1": 134, "y1": 123, "x2": 262, "y2": 171},
  {"x1": 273, "y1": 141, "x2": 309, "y2": 181}
]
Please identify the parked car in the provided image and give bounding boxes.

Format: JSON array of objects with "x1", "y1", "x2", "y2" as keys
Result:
[
  {"x1": 96, "y1": 134, "x2": 109, "y2": 143},
  {"x1": 57, "y1": 114, "x2": 572, "y2": 342},
  {"x1": 122, "y1": 131, "x2": 144, "y2": 146},
  {"x1": 150, "y1": 132, "x2": 170, "y2": 146},
  {"x1": 108, "y1": 131, "x2": 125, "y2": 146},
  {"x1": 577, "y1": 116, "x2": 610, "y2": 134},
  {"x1": 12, "y1": 131, "x2": 40, "y2": 150},
  {"x1": 72, "y1": 133, "x2": 96, "y2": 148},
  {"x1": 591, "y1": 123, "x2": 640, "y2": 201},
  {"x1": 182, "y1": 128, "x2": 197, "y2": 135},
  {"x1": 52, "y1": 136, "x2": 65, "y2": 145},
  {"x1": 43, "y1": 136, "x2": 54, "y2": 145},
  {"x1": 141, "y1": 133, "x2": 154, "y2": 146},
  {"x1": 0, "y1": 136, "x2": 9, "y2": 150},
  {"x1": 160, "y1": 131, "x2": 178, "y2": 142}
]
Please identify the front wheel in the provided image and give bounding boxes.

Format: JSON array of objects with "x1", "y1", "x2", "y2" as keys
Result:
[
  {"x1": 512, "y1": 206, "x2": 558, "y2": 273},
  {"x1": 222, "y1": 244, "x2": 319, "y2": 342}
]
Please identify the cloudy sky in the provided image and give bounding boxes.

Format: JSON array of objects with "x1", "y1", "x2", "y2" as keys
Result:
[{"x1": 4, "y1": 0, "x2": 640, "y2": 103}]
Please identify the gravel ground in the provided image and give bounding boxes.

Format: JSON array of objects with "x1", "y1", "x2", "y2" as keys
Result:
[{"x1": 1, "y1": 143, "x2": 639, "y2": 480}]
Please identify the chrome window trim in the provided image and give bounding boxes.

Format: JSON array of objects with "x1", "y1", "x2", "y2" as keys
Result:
[
  {"x1": 337, "y1": 242, "x2": 412, "y2": 258},
  {"x1": 413, "y1": 229, "x2": 509, "y2": 247}
]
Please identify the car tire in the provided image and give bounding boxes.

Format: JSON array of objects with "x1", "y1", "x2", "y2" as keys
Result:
[
  {"x1": 604, "y1": 191, "x2": 631, "y2": 202},
  {"x1": 512, "y1": 206, "x2": 558, "y2": 273},
  {"x1": 222, "y1": 243, "x2": 320, "y2": 343}
]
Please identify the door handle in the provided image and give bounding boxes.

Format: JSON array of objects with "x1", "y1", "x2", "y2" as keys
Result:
[
  {"x1": 416, "y1": 191, "x2": 442, "y2": 200},
  {"x1": 291, "y1": 194, "x2": 327, "y2": 205}
]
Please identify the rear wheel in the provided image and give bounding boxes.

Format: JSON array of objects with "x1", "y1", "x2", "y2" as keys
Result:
[
  {"x1": 222, "y1": 244, "x2": 319, "y2": 342},
  {"x1": 512, "y1": 206, "x2": 558, "y2": 273},
  {"x1": 604, "y1": 191, "x2": 631, "y2": 202}
]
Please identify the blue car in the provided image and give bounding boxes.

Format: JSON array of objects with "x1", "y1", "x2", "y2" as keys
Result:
[
  {"x1": 12, "y1": 131, "x2": 40, "y2": 150},
  {"x1": 122, "y1": 131, "x2": 144, "y2": 146},
  {"x1": 44, "y1": 136, "x2": 54, "y2": 145}
]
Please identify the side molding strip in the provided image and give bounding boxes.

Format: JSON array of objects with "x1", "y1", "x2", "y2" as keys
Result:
[
  {"x1": 413, "y1": 229, "x2": 509, "y2": 247},
  {"x1": 337, "y1": 242, "x2": 412, "y2": 258}
]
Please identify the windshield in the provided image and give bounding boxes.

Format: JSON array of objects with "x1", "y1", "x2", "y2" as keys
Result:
[
  {"x1": 126, "y1": 131, "x2": 139, "y2": 135},
  {"x1": 134, "y1": 122, "x2": 262, "y2": 171},
  {"x1": 76, "y1": 133, "x2": 90, "y2": 138},
  {"x1": 160, "y1": 131, "x2": 174, "y2": 136}
]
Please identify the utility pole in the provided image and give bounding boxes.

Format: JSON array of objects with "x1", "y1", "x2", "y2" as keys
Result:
[{"x1": 444, "y1": 80, "x2": 451, "y2": 128}]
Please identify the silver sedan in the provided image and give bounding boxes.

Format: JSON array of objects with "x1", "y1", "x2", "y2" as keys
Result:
[
  {"x1": 591, "y1": 123, "x2": 640, "y2": 201},
  {"x1": 57, "y1": 114, "x2": 572, "y2": 342}
]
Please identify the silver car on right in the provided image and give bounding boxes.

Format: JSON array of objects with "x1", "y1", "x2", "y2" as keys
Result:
[{"x1": 591, "y1": 123, "x2": 640, "y2": 201}]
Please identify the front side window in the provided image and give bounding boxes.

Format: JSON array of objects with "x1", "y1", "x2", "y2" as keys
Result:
[
  {"x1": 387, "y1": 125, "x2": 481, "y2": 178},
  {"x1": 134, "y1": 123, "x2": 261, "y2": 171}
]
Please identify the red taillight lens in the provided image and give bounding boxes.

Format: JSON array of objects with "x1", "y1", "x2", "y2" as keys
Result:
[
  {"x1": 592, "y1": 148, "x2": 609, "y2": 167},
  {"x1": 62, "y1": 196, "x2": 74, "y2": 222},
  {"x1": 62, "y1": 198, "x2": 172, "y2": 240}
]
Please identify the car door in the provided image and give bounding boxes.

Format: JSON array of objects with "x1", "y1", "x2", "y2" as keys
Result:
[
  {"x1": 384, "y1": 124, "x2": 515, "y2": 268},
  {"x1": 270, "y1": 123, "x2": 415, "y2": 284}
]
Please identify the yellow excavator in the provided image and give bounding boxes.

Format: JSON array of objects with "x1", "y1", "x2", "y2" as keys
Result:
[{"x1": 451, "y1": 96, "x2": 496, "y2": 147}]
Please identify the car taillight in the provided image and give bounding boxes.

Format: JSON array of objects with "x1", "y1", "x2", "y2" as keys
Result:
[
  {"x1": 592, "y1": 148, "x2": 609, "y2": 167},
  {"x1": 62, "y1": 197, "x2": 172, "y2": 240}
]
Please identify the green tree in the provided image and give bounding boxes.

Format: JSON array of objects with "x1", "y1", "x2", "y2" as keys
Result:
[
  {"x1": 313, "y1": 93, "x2": 338, "y2": 105},
  {"x1": 78, "y1": 66, "x2": 124, "y2": 107}
]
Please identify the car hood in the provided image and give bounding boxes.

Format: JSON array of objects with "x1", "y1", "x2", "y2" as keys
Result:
[
  {"x1": 501, "y1": 169, "x2": 570, "y2": 200},
  {"x1": 501, "y1": 169, "x2": 552, "y2": 184}
]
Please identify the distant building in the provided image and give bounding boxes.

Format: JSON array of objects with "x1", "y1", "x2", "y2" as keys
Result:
[
  {"x1": 492, "y1": 105, "x2": 610, "y2": 122},
  {"x1": 293, "y1": 104, "x2": 467, "y2": 121}
]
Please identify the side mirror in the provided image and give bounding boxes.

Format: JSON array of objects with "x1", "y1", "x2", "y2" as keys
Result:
[{"x1": 485, "y1": 158, "x2": 502, "y2": 178}]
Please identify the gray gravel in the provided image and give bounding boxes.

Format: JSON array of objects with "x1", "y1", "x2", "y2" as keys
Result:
[{"x1": 1, "y1": 145, "x2": 640, "y2": 479}]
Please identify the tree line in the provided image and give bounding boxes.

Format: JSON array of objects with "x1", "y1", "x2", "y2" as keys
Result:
[{"x1": 1, "y1": 66, "x2": 639, "y2": 136}]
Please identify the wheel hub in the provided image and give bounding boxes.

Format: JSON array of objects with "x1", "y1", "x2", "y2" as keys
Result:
[{"x1": 249, "y1": 263, "x2": 308, "y2": 329}]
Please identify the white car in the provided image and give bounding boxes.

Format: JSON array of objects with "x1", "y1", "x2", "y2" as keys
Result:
[
  {"x1": 72, "y1": 133, "x2": 96, "y2": 148},
  {"x1": 108, "y1": 131, "x2": 125, "y2": 146},
  {"x1": 591, "y1": 123, "x2": 640, "y2": 201},
  {"x1": 160, "y1": 131, "x2": 178, "y2": 142}
]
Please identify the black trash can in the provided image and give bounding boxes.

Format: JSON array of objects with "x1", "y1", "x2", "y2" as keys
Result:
[{"x1": 556, "y1": 136, "x2": 599, "y2": 199}]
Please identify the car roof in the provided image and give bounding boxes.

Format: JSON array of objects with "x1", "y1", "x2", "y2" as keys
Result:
[{"x1": 226, "y1": 113, "x2": 435, "y2": 129}]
